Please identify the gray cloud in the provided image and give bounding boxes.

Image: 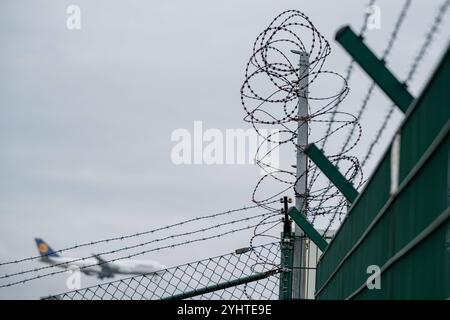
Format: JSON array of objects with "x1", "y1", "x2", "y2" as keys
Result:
[{"x1": 0, "y1": 0, "x2": 449, "y2": 299}]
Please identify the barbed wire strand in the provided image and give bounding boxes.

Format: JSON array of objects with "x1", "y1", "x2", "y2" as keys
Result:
[
  {"x1": 0, "y1": 202, "x2": 277, "y2": 267},
  {"x1": 0, "y1": 214, "x2": 282, "y2": 288},
  {"x1": 0, "y1": 211, "x2": 280, "y2": 283},
  {"x1": 360, "y1": 0, "x2": 450, "y2": 169}
]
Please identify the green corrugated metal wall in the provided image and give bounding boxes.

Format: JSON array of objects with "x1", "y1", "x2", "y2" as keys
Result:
[{"x1": 315, "y1": 45, "x2": 450, "y2": 300}]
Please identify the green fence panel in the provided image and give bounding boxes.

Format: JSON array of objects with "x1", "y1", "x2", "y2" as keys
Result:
[{"x1": 315, "y1": 46, "x2": 450, "y2": 300}]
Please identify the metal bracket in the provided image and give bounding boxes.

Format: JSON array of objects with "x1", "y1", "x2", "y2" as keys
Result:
[
  {"x1": 287, "y1": 207, "x2": 328, "y2": 252},
  {"x1": 335, "y1": 25, "x2": 414, "y2": 112},
  {"x1": 305, "y1": 143, "x2": 359, "y2": 203}
]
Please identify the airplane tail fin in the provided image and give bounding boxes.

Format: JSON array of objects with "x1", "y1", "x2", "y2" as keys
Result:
[{"x1": 35, "y1": 238, "x2": 60, "y2": 258}]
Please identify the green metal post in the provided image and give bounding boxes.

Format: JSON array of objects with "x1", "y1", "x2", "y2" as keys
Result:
[
  {"x1": 279, "y1": 196, "x2": 293, "y2": 300},
  {"x1": 335, "y1": 25, "x2": 414, "y2": 112},
  {"x1": 287, "y1": 207, "x2": 328, "y2": 252},
  {"x1": 305, "y1": 143, "x2": 359, "y2": 203},
  {"x1": 279, "y1": 232, "x2": 294, "y2": 300}
]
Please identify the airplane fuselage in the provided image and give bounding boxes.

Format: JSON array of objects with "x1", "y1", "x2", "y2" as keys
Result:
[{"x1": 41, "y1": 256, "x2": 166, "y2": 279}]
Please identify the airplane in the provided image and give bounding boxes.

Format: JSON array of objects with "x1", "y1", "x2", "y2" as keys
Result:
[{"x1": 35, "y1": 238, "x2": 166, "y2": 280}]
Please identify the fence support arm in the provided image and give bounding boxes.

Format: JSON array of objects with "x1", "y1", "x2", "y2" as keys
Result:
[
  {"x1": 335, "y1": 25, "x2": 414, "y2": 112},
  {"x1": 305, "y1": 143, "x2": 359, "y2": 203},
  {"x1": 287, "y1": 207, "x2": 328, "y2": 252}
]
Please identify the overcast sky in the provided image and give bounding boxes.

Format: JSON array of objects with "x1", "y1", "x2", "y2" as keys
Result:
[{"x1": 0, "y1": 0, "x2": 449, "y2": 299}]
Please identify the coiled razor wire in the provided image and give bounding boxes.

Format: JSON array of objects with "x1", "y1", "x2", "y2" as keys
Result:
[{"x1": 240, "y1": 10, "x2": 363, "y2": 234}]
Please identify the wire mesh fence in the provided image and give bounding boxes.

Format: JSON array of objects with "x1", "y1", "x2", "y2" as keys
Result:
[{"x1": 44, "y1": 242, "x2": 281, "y2": 300}]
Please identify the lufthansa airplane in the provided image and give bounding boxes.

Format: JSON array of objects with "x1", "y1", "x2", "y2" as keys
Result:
[{"x1": 35, "y1": 238, "x2": 166, "y2": 279}]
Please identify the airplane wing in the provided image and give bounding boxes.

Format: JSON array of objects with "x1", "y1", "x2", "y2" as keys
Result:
[
  {"x1": 92, "y1": 254, "x2": 116, "y2": 279},
  {"x1": 81, "y1": 270, "x2": 95, "y2": 276}
]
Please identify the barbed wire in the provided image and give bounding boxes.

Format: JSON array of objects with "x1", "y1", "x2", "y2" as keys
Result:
[
  {"x1": 0, "y1": 210, "x2": 277, "y2": 281},
  {"x1": 306, "y1": 0, "x2": 377, "y2": 231},
  {"x1": 45, "y1": 242, "x2": 282, "y2": 301},
  {"x1": 0, "y1": 202, "x2": 277, "y2": 268},
  {"x1": 318, "y1": 0, "x2": 377, "y2": 153},
  {"x1": 3, "y1": 1, "x2": 448, "y2": 299},
  {"x1": 308, "y1": 0, "x2": 412, "y2": 231},
  {"x1": 405, "y1": 0, "x2": 450, "y2": 84},
  {"x1": 339, "y1": 0, "x2": 412, "y2": 157},
  {"x1": 360, "y1": 0, "x2": 450, "y2": 168},
  {"x1": 0, "y1": 213, "x2": 282, "y2": 288}
]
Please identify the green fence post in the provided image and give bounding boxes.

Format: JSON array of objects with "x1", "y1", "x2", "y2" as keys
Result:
[{"x1": 287, "y1": 207, "x2": 328, "y2": 252}]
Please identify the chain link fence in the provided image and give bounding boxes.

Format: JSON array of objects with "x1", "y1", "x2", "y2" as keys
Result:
[{"x1": 45, "y1": 242, "x2": 281, "y2": 300}]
